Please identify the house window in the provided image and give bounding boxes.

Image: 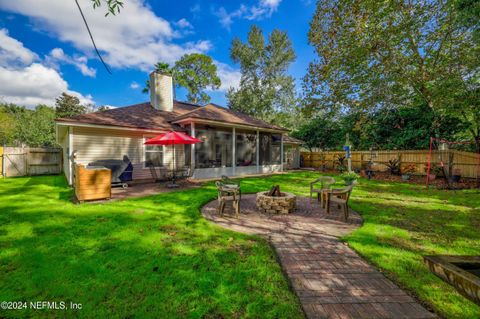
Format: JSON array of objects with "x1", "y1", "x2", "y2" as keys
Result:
[{"x1": 144, "y1": 136, "x2": 163, "y2": 168}]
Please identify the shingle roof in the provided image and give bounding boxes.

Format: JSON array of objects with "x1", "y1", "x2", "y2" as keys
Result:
[
  {"x1": 56, "y1": 100, "x2": 288, "y2": 132},
  {"x1": 283, "y1": 135, "x2": 304, "y2": 144},
  {"x1": 55, "y1": 101, "x2": 200, "y2": 131},
  {"x1": 173, "y1": 103, "x2": 288, "y2": 131}
]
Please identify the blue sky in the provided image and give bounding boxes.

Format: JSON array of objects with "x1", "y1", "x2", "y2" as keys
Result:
[{"x1": 0, "y1": 0, "x2": 316, "y2": 108}]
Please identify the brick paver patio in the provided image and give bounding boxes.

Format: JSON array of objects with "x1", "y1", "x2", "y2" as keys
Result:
[{"x1": 202, "y1": 194, "x2": 436, "y2": 319}]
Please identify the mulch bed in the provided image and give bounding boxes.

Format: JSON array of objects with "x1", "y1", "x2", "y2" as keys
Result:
[{"x1": 313, "y1": 169, "x2": 480, "y2": 190}]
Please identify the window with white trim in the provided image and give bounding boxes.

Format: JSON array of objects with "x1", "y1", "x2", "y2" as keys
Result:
[{"x1": 144, "y1": 136, "x2": 163, "y2": 168}]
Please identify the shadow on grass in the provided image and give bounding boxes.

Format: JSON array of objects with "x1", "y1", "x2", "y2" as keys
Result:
[{"x1": 0, "y1": 178, "x2": 303, "y2": 319}]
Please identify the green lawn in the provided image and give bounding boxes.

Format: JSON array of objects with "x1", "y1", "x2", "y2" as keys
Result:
[
  {"x1": 0, "y1": 175, "x2": 303, "y2": 318},
  {"x1": 1, "y1": 172, "x2": 479, "y2": 318}
]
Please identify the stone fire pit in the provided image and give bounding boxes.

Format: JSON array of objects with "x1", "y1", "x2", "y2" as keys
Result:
[{"x1": 256, "y1": 190, "x2": 296, "y2": 214}]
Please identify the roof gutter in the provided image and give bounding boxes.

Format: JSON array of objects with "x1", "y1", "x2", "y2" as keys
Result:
[
  {"x1": 55, "y1": 121, "x2": 173, "y2": 134},
  {"x1": 172, "y1": 118, "x2": 289, "y2": 133}
]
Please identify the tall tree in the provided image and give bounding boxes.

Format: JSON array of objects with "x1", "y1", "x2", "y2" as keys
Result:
[
  {"x1": 227, "y1": 25, "x2": 297, "y2": 124},
  {"x1": 304, "y1": 0, "x2": 479, "y2": 150},
  {"x1": 0, "y1": 104, "x2": 56, "y2": 147},
  {"x1": 175, "y1": 54, "x2": 221, "y2": 104},
  {"x1": 55, "y1": 93, "x2": 86, "y2": 118},
  {"x1": 143, "y1": 55, "x2": 221, "y2": 105},
  {"x1": 291, "y1": 112, "x2": 342, "y2": 151},
  {"x1": 0, "y1": 107, "x2": 15, "y2": 145}
]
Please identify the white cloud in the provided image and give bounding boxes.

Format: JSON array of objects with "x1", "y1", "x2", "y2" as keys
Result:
[
  {"x1": 46, "y1": 48, "x2": 96, "y2": 77},
  {"x1": 130, "y1": 81, "x2": 140, "y2": 89},
  {"x1": 0, "y1": 28, "x2": 38, "y2": 66},
  {"x1": 214, "y1": 61, "x2": 241, "y2": 91},
  {"x1": 213, "y1": 0, "x2": 282, "y2": 30},
  {"x1": 0, "y1": 64, "x2": 93, "y2": 107},
  {"x1": 261, "y1": 0, "x2": 282, "y2": 11},
  {"x1": 175, "y1": 18, "x2": 193, "y2": 29},
  {"x1": 0, "y1": 0, "x2": 212, "y2": 72},
  {"x1": 0, "y1": 30, "x2": 93, "y2": 107}
]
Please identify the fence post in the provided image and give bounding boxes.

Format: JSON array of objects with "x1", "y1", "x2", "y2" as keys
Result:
[
  {"x1": 0, "y1": 144, "x2": 3, "y2": 177},
  {"x1": 398, "y1": 152, "x2": 402, "y2": 173},
  {"x1": 26, "y1": 147, "x2": 30, "y2": 176}
]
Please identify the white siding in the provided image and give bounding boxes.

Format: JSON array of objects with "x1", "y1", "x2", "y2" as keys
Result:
[{"x1": 71, "y1": 126, "x2": 185, "y2": 181}]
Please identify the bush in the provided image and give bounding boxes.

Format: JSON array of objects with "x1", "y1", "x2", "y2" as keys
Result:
[
  {"x1": 402, "y1": 163, "x2": 416, "y2": 175},
  {"x1": 340, "y1": 171, "x2": 359, "y2": 185},
  {"x1": 386, "y1": 158, "x2": 401, "y2": 175},
  {"x1": 424, "y1": 162, "x2": 443, "y2": 176},
  {"x1": 335, "y1": 155, "x2": 347, "y2": 172}
]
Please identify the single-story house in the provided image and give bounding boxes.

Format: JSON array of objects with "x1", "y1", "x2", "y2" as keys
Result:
[{"x1": 55, "y1": 72, "x2": 302, "y2": 185}]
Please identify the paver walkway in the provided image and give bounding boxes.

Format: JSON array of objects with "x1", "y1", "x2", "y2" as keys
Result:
[{"x1": 202, "y1": 194, "x2": 436, "y2": 319}]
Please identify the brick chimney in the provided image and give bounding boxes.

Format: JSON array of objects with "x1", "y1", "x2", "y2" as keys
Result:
[{"x1": 149, "y1": 71, "x2": 173, "y2": 112}]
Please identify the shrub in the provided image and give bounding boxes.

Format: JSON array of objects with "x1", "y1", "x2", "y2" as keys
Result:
[
  {"x1": 402, "y1": 164, "x2": 416, "y2": 175},
  {"x1": 340, "y1": 171, "x2": 359, "y2": 185},
  {"x1": 335, "y1": 155, "x2": 347, "y2": 172},
  {"x1": 386, "y1": 158, "x2": 401, "y2": 175},
  {"x1": 424, "y1": 162, "x2": 443, "y2": 176}
]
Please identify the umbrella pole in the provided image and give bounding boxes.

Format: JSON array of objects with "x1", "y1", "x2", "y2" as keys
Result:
[{"x1": 172, "y1": 143, "x2": 176, "y2": 185}]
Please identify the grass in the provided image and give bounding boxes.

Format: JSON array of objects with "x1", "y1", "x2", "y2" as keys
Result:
[
  {"x1": 0, "y1": 175, "x2": 303, "y2": 318},
  {"x1": 217, "y1": 172, "x2": 480, "y2": 319},
  {"x1": 1, "y1": 172, "x2": 479, "y2": 318},
  {"x1": 344, "y1": 177, "x2": 480, "y2": 319}
]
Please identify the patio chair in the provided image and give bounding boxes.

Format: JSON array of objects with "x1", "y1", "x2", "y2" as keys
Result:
[
  {"x1": 221, "y1": 175, "x2": 242, "y2": 199},
  {"x1": 325, "y1": 184, "x2": 354, "y2": 221},
  {"x1": 215, "y1": 181, "x2": 240, "y2": 218},
  {"x1": 310, "y1": 176, "x2": 336, "y2": 206}
]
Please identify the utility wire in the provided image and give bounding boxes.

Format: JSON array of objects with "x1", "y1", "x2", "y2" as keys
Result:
[{"x1": 74, "y1": 0, "x2": 112, "y2": 74}]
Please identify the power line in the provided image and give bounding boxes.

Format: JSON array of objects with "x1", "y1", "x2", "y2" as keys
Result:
[{"x1": 74, "y1": 0, "x2": 112, "y2": 74}]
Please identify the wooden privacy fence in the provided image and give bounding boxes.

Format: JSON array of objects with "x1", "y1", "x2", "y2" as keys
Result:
[
  {"x1": 301, "y1": 149, "x2": 480, "y2": 179},
  {"x1": 1, "y1": 147, "x2": 62, "y2": 177}
]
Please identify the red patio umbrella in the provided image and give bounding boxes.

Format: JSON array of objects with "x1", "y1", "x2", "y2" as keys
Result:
[{"x1": 144, "y1": 131, "x2": 202, "y2": 187}]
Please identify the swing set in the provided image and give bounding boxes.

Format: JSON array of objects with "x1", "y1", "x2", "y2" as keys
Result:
[{"x1": 425, "y1": 137, "x2": 480, "y2": 189}]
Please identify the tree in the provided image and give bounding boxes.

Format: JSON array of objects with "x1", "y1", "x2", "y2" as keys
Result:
[
  {"x1": 227, "y1": 25, "x2": 297, "y2": 124},
  {"x1": 355, "y1": 104, "x2": 463, "y2": 150},
  {"x1": 0, "y1": 104, "x2": 56, "y2": 147},
  {"x1": 143, "y1": 55, "x2": 221, "y2": 105},
  {"x1": 291, "y1": 112, "x2": 342, "y2": 151},
  {"x1": 175, "y1": 54, "x2": 221, "y2": 104},
  {"x1": 142, "y1": 62, "x2": 173, "y2": 94},
  {"x1": 454, "y1": 0, "x2": 480, "y2": 39},
  {"x1": 55, "y1": 93, "x2": 86, "y2": 118},
  {"x1": 305, "y1": 0, "x2": 479, "y2": 150},
  {"x1": 91, "y1": 0, "x2": 124, "y2": 16},
  {"x1": 27, "y1": 105, "x2": 56, "y2": 147},
  {"x1": 96, "y1": 105, "x2": 111, "y2": 112},
  {"x1": 0, "y1": 107, "x2": 15, "y2": 144}
]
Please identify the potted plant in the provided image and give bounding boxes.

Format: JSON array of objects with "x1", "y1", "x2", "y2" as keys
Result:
[
  {"x1": 340, "y1": 171, "x2": 359, "y2": 186},
  {"x1": 401, "y1": 164, "x2": 416, "y2": 181},
  {"x1": 335, "y1": 155, "x2": 347, "y2": 173},
  {"x1": 424, "y1": 163, "x2": 441, "y2": 181},
  {"x1": 451, "y1": 168, "x2": 461, "y2": 183},
  {"x1": 386, "y1": 158, "x2": 401, "y2": 175}
]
